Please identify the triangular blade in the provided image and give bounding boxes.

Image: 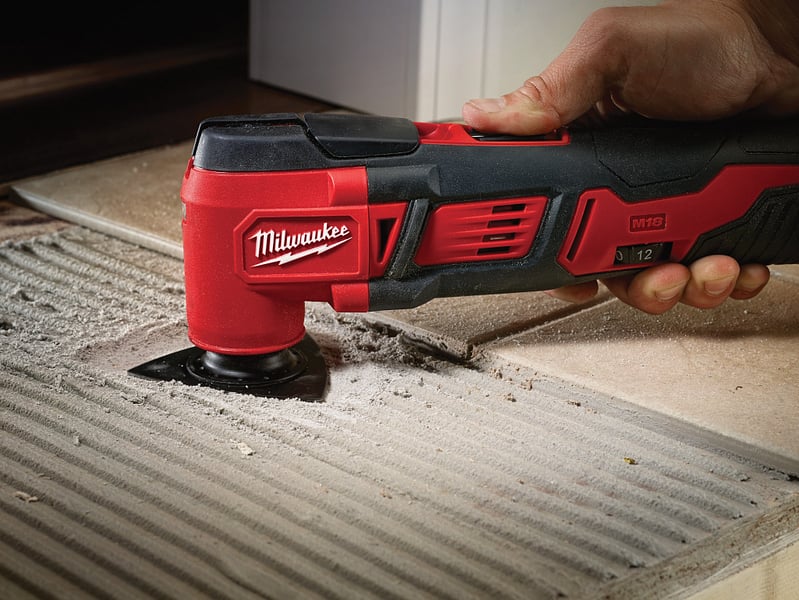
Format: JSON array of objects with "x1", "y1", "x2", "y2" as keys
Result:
[{"x1": 128, "y1": 334, "x2": 328, "y2": 402}]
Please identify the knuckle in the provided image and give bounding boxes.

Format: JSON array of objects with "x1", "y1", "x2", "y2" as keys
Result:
[
  {"x1": 519, "y1": 76, "x2": 549, "y2": 102},
  {"x1": 577, "y1": 7, "x2": 630, "y2": 48}
]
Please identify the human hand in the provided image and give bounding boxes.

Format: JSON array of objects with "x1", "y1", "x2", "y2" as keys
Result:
[
  {"x1": 462, "y1": 0, "x2": 799, "y2": 313},
  {"x1": 547, "y1": 258, "x2": 770, "y2": 315}
]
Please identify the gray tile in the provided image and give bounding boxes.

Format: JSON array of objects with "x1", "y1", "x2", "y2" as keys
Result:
[
  {"x1": 366, "y1": 290, "x2": 611, "y2": 360},
  {"x1": 12, "y1": 142, "x2": 190, "y2": 257},
  {"x1": 488, "y1": 278, "x2": 799, "y2": 463}
]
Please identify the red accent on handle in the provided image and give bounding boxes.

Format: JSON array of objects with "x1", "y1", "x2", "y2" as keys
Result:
[
  {"x1": 558, "y1": 164, "x2": 799, "y2": 276},
  {"x1": 415, "y1": 121, "x2": 570, "y2": 146},
  {"x1": 415, "y1": 196, "x2": 548, "y2": 266}
]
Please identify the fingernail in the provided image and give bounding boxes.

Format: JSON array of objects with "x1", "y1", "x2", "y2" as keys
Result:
[
  {"x1": 737, "y1": 281, "x2": 761, "y2": 294},
  {"x1": 704, "y1": 277, "x2": 735, "y2": 296},
  {"x1": 654, "y1": 283, "x2": 684, "y2": 302},
  {"x1": 468, "y1": 97, "x2": 506, "y2": 113}
]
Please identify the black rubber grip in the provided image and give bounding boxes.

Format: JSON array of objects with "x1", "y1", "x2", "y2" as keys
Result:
[{"x1": 683, "y1": 184, "x2": 799, "y2": 265}]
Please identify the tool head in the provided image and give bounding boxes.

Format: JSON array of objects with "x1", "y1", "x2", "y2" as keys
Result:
[{"x1": 128, "y1": 334, "x2": 328, "y2": 401}]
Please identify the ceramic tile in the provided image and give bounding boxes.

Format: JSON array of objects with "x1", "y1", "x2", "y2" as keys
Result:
[
  {"x1": 488, "y1": 278, "x2": 799, "y2": 462},
  {"x1": 367, "y1": 291, "x2": 611, "y2": 360},
  {"x1": 11, "y1": 142, "x2": 190, "y2": 258},
  {"x1": 685, "y1": 532, "x2": 799, "y2": 600},
  {"x1": 772, "y1": 264, "x2": 799, "y2": 285}
]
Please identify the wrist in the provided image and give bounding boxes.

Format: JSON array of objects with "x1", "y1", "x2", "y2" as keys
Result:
[{"x1": 726, "y1": 0, "x2": 799, "y2": 63}]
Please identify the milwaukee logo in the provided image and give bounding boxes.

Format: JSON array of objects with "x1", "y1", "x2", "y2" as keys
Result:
[
  {"x1": 629, "y1": 213, "x2": 666, "y2": 232},
  {"x1": 250, "y1": 222, "x2": 351, "y2": 266}
]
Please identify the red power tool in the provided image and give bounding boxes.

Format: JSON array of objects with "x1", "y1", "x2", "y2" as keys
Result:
[{"x1": 130, "y1": 112, "x2": 799, "y2": 401}]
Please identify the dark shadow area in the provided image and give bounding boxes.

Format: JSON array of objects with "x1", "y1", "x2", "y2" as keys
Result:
[{"x1": 0, "y1": 2, "x2": 337, "y2": 183}]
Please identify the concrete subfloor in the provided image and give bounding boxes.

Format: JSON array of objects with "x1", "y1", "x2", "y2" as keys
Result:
[{"x1": 5, "y1": 142, "x2": 799, "y2": 599}]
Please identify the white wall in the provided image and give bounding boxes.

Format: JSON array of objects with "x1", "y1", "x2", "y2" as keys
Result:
[
  {"x1": 250, "y1": 0, "x2": 658, "y2": 121},
  {"x1": 249, "y1": 0, "x2": 424, "y2": 118}
]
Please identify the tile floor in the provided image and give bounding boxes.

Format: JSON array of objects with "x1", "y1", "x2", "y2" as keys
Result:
[
  {"x1": 8, "y1": 138, "x2": 799, "y2": 598},
  {"x1": 12, "y1": 144, "x2": 799, "y2": 467}
]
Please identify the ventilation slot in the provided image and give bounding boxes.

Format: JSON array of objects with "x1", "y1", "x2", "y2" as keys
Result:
[
  {"x1": 376, "y1": 218, "x2": 397, "y2": 264},
  {"x1": 492, "y1": 203, "x2": 525, "y2": 214},
  {"x1": 566, "y1": 198, "x2": 595, "y2": 262},
  {"x1": 414, "y1": 197, "x2": 548, "y2": 266},
  {"x1": 368, "y1": 202, "x2": 408, "y2": 277},
  {"x1": 488, "y1": 218, "x2": 521, "y2": 228},
  {"x1": 477, "y1": 245, "x2": 511, "y2": 256}
]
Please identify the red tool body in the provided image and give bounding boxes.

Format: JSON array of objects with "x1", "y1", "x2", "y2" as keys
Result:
[{"x1": 132, "y1": 112, "x2": 799, "y2": 400}]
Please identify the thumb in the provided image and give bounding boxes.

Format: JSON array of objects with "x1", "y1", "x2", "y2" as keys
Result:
[{"x1": 462, "y1": 7, "x2": 635, "y2": 135}]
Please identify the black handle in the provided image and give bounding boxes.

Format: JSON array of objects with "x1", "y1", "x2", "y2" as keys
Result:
[{"x1": 366, "y1": 116, "x2": 799, "y2": 309}]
